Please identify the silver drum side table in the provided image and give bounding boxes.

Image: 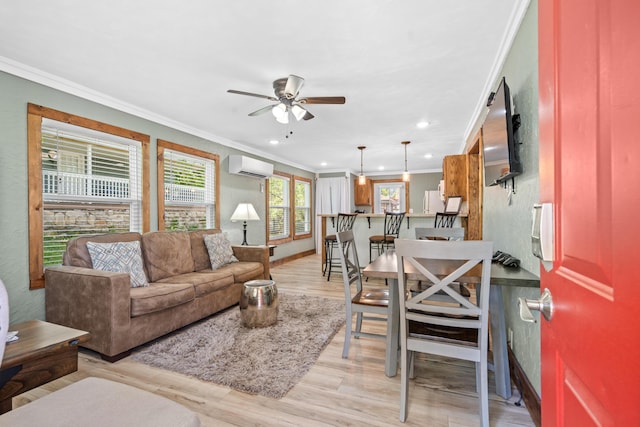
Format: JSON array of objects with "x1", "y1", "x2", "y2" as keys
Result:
[{"x1": 239, "y1": 280, "x2": 278, "y2": 328}]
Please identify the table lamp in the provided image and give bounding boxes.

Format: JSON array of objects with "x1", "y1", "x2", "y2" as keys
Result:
[{"x1": 230, "y1": 203, "x2": 260, "y2": 245}]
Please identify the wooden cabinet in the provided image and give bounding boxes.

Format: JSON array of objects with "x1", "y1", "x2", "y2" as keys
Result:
[
  {"x1": 442, "y1": 154, "x2": 468, "y2": 199},
  {"x1": 442, "y1": 153, "x2": 482, "y2": 240},
  {"x1": 354, "y1": 178, "x2": 372, "y2": 205}
]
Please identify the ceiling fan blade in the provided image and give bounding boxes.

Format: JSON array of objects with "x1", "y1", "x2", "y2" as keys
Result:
[
  {"x1": 302, "y1": 110, "x2": 315, "y2": 120},
  {"x1": 284, "y1": 75, "x2": 305, "y2": 99},
  {"x1": 299, "y1": 96, "x2": 346, "y2": 105},
  {"x1": 227, "y1": 89, "x2": 278, "y2": 102},
  {"x1": 248, "y1": 105, "x2": 275, "y2": 117}
]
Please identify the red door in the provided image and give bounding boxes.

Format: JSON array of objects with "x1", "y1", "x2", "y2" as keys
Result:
[{"x1": 539, "y1": 0, "x2": 640, "y2": 424}]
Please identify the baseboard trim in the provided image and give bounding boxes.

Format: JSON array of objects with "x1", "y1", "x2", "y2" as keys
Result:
[
  {"x1": 270, "y1": 249, "x2": 316, "y2": 268},
  {"x1": 508, "y1": 346, "x2": 541, "y2": 427}
]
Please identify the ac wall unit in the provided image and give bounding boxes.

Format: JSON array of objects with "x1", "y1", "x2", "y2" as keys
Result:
[{"x1": 228, "y1": 155, "x2": 274, "y2": 179}]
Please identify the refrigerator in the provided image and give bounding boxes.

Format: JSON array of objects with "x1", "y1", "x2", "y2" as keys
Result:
[{"x1": 423, "y1": 190, "x2": 445, "y2": 214}]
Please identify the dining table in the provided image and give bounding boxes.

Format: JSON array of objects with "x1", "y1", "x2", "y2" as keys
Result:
[{"x1": 362, "y1": 249, "x2": 540, "y2": 399}]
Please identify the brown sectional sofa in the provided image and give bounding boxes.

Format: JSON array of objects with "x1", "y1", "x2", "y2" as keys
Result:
[{"x1": 45, "y1": 229, "x2": 270, "y2": 361}]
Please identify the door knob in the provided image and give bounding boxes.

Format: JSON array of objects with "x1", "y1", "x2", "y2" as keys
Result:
[{"x1": 518, "y1": 288, "x2": 553, "y2": 323}]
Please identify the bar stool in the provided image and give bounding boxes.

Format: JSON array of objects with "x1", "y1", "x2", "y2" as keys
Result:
[
  {"x1": 369, "y1": 212, "x2": 404, "y2": 263},
  {"x1": 434, "y1": 212, "x2": 458, "y2": 228},
  {"x1": 323, "y1": 213, "x2": 358, "y2": 281}
]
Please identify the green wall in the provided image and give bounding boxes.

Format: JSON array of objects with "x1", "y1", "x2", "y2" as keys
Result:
[
  {"x1": 480, "y1": 0, "x2": 541, "y2": 395},
  {"x1": 0, "y1": 70, "x2": 314, "y2": 324}
]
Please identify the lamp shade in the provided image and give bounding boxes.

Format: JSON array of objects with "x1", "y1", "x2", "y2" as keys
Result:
[
  {"x1": 230, "y1": 203, "x2": 260, "y2": 221},
  {"x1": 291, "y1": 104, "x2": 307, "y2": 121}
]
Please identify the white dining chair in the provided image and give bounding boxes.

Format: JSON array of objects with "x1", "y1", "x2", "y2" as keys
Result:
[
  {"x1": 336, "y1": 230, "x2": 388, "y2": 359},
  {"x1": 394, "y1": 239, "x2": 493, "y2": 426}
]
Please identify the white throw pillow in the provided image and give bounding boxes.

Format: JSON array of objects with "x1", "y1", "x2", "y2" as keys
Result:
[
  {"x1": 203, "y1": 233, "x2": 238, "y2": 270},
  {"x1": 87, "y1": 241, "x2": 149, "y2": 288}
]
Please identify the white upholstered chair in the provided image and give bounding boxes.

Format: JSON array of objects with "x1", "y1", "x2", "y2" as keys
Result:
[
  {"x1": 0, "y1": 279, "x2": 200, "y2": 427},
  {"x1": 336, "y1": 230, "x2": 388, "y2": 358},
  {"x1": 394, "y1": 239, "x2": 493, "y2": 426}
]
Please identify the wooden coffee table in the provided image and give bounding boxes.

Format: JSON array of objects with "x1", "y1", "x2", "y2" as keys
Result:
[{"x1": 0, "y1": 320, "x2": 89, "y2": 413}]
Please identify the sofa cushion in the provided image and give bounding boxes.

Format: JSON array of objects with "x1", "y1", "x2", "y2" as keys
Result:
[
  {"x1": 189, "y1": 229, "x2": 221, "y2": 271},
  {"x1": 156, "y1": 270, "x2": 235, "y2": 298},
  {"x1": 87, "y1": 241, "x2": 149, "y2": 288},
  {"x1": 205, "y1": 261, "x2": 264, "y2": 284},
  {"x1": 203, "y1": 233, "x2": 238, "y2": 270},
  {"x1": 63, "y1": 232, "x2": 142, "y2": 268},
  {"x1": 130, "y1": 282, "x2": 195, "y2": 317},
  {"x1": 142, "y1": 231, "x2": 195, "y2": 282}
]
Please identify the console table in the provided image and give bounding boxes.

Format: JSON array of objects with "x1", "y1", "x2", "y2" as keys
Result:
[{"x1": 0, "y1": 320, "x2": 89, "y2": 413}]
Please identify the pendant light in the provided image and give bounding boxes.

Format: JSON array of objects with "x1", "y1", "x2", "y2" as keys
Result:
[
  {"x1": 401, "y1": 141, "x2": 411, "y2": 182},
  {"x1": 357, "y1": 146, "x2": 367, "y2": 185}
]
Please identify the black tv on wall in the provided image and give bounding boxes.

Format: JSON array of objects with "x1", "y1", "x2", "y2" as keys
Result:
[{"x1": 483, "y1": 77, "x2": 522, "y2": 186}]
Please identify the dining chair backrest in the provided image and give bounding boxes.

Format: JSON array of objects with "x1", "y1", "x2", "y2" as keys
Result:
[
  {"x1": 384, "y1": 212, "x2": 405, "y2": 238},
  {"x1": 415, "y1": 227, "x2": 464, "y2": 241},
  {"x1": 393, "y1": 238, "x2": 493, "y2": 425},
  {"x1": 336, "y1": 230, "x2": 362, "y2": 294},
  {"x1": 434, "y1": 212, "x2": 457, "y2": 228},
  {"x1": 395, "y1": 238, "x2": 492, "y2": 328},
  {"x1": 336, "y1": 213, "x2": 358, "y2": 233},
  {"x1": 336, "y1": 229, "x2": 388, "y2": 358}
]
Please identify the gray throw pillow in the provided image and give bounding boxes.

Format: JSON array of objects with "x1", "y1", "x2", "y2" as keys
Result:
[
  {"x1": 203, "y1": 233, "x2": 238, "y2": 270},
  {"x1": 87, "y1": 240, "x2": 149, "y2": 288}
]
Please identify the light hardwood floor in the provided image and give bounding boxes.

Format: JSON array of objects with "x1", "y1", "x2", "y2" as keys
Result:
[{"x1": 15, "y1": 254, "x2": 534, "y2": 426}]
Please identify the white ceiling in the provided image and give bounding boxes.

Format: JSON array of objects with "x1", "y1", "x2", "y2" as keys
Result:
[{"x1": 0, "y1": 0, "x2": 529, "y2": 176}]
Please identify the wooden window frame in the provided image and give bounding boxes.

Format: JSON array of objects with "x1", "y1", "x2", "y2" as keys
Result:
[
  {"x1": 27, "y1": 103, "x2": 150, "y2": 289},
  {"x1": 157, "y1": 139, "x2": 220, "y2": 231},
  {"x1": 266, "y1": 172, "x2": 292, "y2": 245},
  {"x1": 370, "y1": 178, "x2": 410, "y2": 214},
  {"x1": 293, "y1": 175, "x2": 313, "y2": 240}
]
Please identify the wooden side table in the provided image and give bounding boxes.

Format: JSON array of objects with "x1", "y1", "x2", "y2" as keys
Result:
[{"x1": 0, "y1": 320, "x2": 89, "y2": 413}]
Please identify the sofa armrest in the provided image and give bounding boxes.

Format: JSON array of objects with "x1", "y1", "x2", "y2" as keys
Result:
[
  {"x1": 232, "y1": 245, "x2": 270, "y2": 280},
  {"x1": 45, "y1": 266, "x2": 132, "y2": 355}
]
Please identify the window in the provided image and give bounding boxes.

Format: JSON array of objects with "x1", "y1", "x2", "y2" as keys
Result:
[
  {"x1": 294, "y1": 177, "x2": 312, "y2": 238},
  {"x1": 372, "y1": 179, "x2": 410, "y2": 213},
  {"x1": 28, "y1": 103, "x2": 150, "y2": 289},
  {"x1": 268, "y1": 173, "x2": 291, "y2": 242},
  {"x1": 157, "y1": 139, "x2": 219, "y2": 231},
  {"x1": 267, "y1": 173, "x2": 313, "y2": 244}
]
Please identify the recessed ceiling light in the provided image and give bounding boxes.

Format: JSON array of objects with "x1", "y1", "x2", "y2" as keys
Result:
[
  {"x1": 320, "y1": 162, "x2": 327, "y2": 166},
  {"x1": 269, "y1": 139, "x2": 279, "y2": 145},
  {"x1": 424, "y1": 153, "x2": 433, "y2": 159},
  {"x1": 417, "y1": 121, "x2": 429, "y2": 129},
  {"x1": 378, "y1": 166, "x2": 385, "y2": 171}
]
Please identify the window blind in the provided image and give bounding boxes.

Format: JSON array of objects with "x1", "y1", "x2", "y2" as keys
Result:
[
  {"x1": 294, "y1": 179, "x2": 311, "y2": 235},
  {"x1": 269, "y1": 175, "x2": 290, "y2": 240},
  {"x1": 163, "y1": 148, "x2": 216, "y2": 230},
  {"x1": 41, "y1": 119, "x2": 142, "y2": 266}
]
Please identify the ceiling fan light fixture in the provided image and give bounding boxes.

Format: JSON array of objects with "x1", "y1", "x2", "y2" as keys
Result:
[
  {"x1": 291, "y1": 104, "x2": 307, "y2": 121},
  {"x1": 229, "y1": 75, "x2": 345, "y2": 123},
  {"x1": 272, "y1": 103, "x2": 287, "y2": 119}
]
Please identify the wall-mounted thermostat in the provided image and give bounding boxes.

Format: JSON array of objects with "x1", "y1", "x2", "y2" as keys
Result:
[{"x1": 531, "y1": 203, "x2": 554, "y2": 268}]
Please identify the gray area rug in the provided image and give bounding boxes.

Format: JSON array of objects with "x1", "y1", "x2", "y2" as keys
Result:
[{"x1": 133, "y1": 294, "x2": 345, "y2": 399}]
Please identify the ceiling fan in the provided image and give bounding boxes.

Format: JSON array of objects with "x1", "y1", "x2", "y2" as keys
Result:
[{"x1": 227, "y1": 75, "x2": 346, "y2": 124}]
